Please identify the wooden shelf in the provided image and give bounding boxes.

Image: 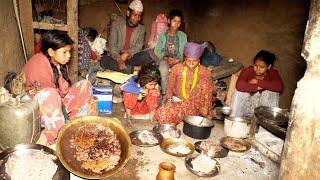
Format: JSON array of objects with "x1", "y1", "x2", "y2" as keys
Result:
[{"x1": 32, "y1": 22, "x2": 68, "y2": 31}]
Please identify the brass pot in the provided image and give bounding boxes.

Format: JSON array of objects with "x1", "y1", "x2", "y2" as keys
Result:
[
  {"x1": 56, "y1": 116, "x2": 131, "y2": 179},
  {"x1": 156, "y1": 162, "x2": 176, "y2": 180}
]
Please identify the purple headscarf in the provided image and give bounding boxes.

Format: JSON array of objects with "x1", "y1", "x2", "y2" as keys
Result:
[{"x1": 183, "y1": 42, "x2": 207, "y2": 59}]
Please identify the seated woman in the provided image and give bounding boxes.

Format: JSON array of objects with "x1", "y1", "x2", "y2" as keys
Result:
[
  {"x1": 153, "y1": 9, "x2": 187, "y2": 95},
  {"x1": 230, "y1": 50, "x2": 284, "y2": 117},
  {"x1": 155, "y1": 42, "x2": 216, "y2": 125},
  {"x1": 121, "y1": 64, "x2": 161, "y2": 119},
  {"x1": 22, "y1": 30, "x2": 94, "y2": 143}
]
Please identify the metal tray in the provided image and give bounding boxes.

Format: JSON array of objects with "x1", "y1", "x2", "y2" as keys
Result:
[
  {"x1": 194, "y1": 141, "x2": 228, "y2": 158},
  {"x1": 160, "y1": 138, "x2": 194, "y2": 157},
  {"x1": 56, "y1": 116, "x2": 131, "y2": 179},
  {"x1": 153, "y1": 124, "x2": 181, "y2": 139},
  {"x1": 130, "y1": 130, "x2": 163, "y2": 147},
  {"x1": 220, "y1": 137, "x2": 251, "y2": 152},
  {"x1": 0, "y1": 144, "x2": 69, "y2": 180},
  {"x1": 185, "y1": 153, "x2": 221, "y2": 177}
]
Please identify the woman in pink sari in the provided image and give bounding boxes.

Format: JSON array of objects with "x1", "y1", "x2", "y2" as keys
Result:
[{"x1": 22, "y1": 30, "x2": 93, "y2": 143}]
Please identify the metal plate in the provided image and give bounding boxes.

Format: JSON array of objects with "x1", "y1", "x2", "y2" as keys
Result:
[
  {"x1": 0, "y1": 144, "x2": 69, "y2": 180},
  {"x1": 56, "y1": 116, "x2": 131, "y2": 180},
  {"x1": 194, "y1": 141, "x2": 228, "y2": 158},
  {"x1": 185, "y1": 153, "x2": 221, "y2": 177},
  {"x1": 254, "y1": 106, "x2": 289, "y2": 125},
  {"x1": 129, "y1": 130, "x2": 163, "y2": 147},
  {"x1": 160, "y1": 138, "x2": 194, "y2": 157},
  {"x1": 153, "y1": 124, "x2": 181, "y2": 139},
  {"x1": 220, "y1": 137, "x2": 251, "y2": 152}
]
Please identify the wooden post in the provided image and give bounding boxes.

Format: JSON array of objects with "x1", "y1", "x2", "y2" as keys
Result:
[
  {"x1": 18, "y1": 0, "x2": 34, "y2": 59},
  {"x1": 67, "y1": 0, "x2": 78, "y2": 83},
  {"x1": 279, "y1": 0, "x2": 320, "y2": 179}
]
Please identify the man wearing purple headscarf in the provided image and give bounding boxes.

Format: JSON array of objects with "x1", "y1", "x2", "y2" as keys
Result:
[{"x1": 155, "y1": 42, "x2": 216, "y2": 125}]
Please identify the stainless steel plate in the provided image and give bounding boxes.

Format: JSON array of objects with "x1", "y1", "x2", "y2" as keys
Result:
[
  {"x1": 160, "y1": 138, "x2": 194, "y2": 157},
  {"x1": 194, "y1": 141, "x2": 228, "y2": 158},
  {"x1": 129, "y1": 130, "x2": 163, "y2": 147},
  {"x1": 185, "y1": 153, "x2": 221, "y2": 177},
  {"x1": 153, "y1": 124, "x2": 181, "y2": 138},
  {"x1": 0, "y1": 144, "x2": 69, "y2": 180}
]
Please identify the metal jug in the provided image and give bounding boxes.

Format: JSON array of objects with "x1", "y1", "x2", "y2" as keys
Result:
[{"x1": 0, "y1": 96, "x2": 40, "y2": 150}]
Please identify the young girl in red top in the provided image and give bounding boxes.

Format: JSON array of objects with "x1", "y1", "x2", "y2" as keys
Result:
[
  {"x1": 22, "y1": 30, "x2": 93, "y2": 143},
  {"x1": 230, "y1": 50, "x2": 284, "y2": 117},
  {"x1": 121, "y1": 64, "x2": 161, "y2": 119}
]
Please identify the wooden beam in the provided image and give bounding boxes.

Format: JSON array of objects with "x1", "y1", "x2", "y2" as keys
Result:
[
  {"x1": 33, "y1": 22, "x2": 68, "y2": 31},
  {"x1": 18, "y1": 0, "x2": 34, "y2": 59},
  {"x1": 67, "y1": 0, "x2": 79, "y2": 83}
]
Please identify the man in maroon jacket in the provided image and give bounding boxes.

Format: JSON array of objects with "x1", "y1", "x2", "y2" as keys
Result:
[{"x1": 230, "y1": 50, "x2": 284, "y2": 117}]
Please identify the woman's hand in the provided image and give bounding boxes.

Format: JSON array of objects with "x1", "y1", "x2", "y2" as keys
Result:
[{"x1": 248, "y1": 78, "x2": 258, "y2": 84}]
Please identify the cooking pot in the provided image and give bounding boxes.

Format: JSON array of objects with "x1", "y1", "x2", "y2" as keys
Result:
[
  {"x1": 0, "y1": 96, "x2": 40, "y2": 150},
  {"x1": 224, "y1": 117, "x2": 251, "y2": 138},
  {"x1": 183, "y1": 116, "x2": 214, "y2": 139}
]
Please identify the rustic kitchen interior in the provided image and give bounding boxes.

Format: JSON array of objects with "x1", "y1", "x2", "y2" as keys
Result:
[{"x1": 0, "y1": 0, "x2": 319, "y2": 179}]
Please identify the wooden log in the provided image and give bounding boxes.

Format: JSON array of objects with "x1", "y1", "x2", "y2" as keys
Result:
[
  {"x1": 67, "y1": 0, "x2": 79, "y2": 83},
  {"x1": 279, "y1": 0, "x2": 320, "y2": 179},
  {"x1": 18, "y1": 0, "x2": 34, "y2": 59}
]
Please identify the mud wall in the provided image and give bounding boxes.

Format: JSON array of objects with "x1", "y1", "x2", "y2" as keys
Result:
[
  {"x1": 0, "y1": 0, "x2": 25, "y2": 86},
  {"x1": 79, "y1": 0, "x2": 309, "y2": 108}
]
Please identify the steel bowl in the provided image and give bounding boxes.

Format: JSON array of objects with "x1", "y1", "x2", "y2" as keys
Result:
[
  {"x1": 160, "y1": 138, "x2": 195, "y2": 157},
  {"x1": 183, "y1": 116, "x2": 214, "y2": 139},
  {"x1": 153, "y1": 124, "x2": 181, "y2": 138},
  {"x1": 0, "y1": 144, "x2": 69, "y2": 180},
  {"x1": 56, "y1": 116, "x2": 131, "y2": 179},
  {"x1": 215, "y1": 106, "x2": 232, "y2": 116},
  {"x1": 254, "y1": 106, "x2": 289, "y2": 126}
]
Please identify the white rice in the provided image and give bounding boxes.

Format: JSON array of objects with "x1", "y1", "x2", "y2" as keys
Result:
[{"x1": 5, "y1": 150, "x2": 57, "y2": 180}]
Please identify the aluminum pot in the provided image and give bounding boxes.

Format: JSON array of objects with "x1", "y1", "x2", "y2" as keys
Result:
[
  {"x1": 183, "y1": 116, "x2": 214, "y2": 139},
  {"x1": 224, "y1": 117, "x2": 251, "y2": 138},
  {"x1": 0, "y1": 96, "x2": 40, "y2": 150}
]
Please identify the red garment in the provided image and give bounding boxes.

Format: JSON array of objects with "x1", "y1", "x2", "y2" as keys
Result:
[
  {"x1": 155, "y1": 64, "x2": 216, "y2": 124},
  {"x1": 34, "y1": 42, "x2": 41, "y2": 54},
  {"x1": 123, "y1": 89, "x2": 159, "y2": 115},
  {"x1": 21, "y1": 53, "x2": 70, "y2": 96},
  {"x1": 90, "y1": 49, "x2": 98, "y2": 60},
  {"x1": 123, "y1": 26, "x2": 135, "y2": 51},
  {"x1": 236, "y1": 66, "x2": 284, "y2": 93}
]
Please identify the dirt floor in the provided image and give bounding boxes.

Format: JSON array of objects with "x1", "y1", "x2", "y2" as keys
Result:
[{"x1": 78, "y1": 0, "x2": 310, "y2": 109}]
